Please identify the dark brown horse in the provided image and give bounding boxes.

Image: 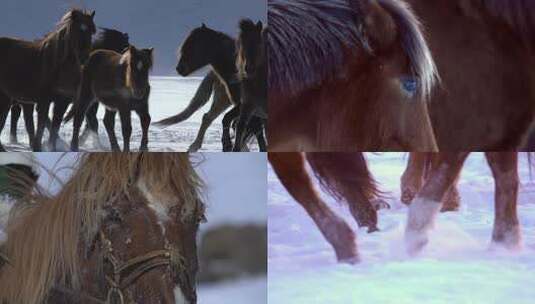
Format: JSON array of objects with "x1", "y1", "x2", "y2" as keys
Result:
[
  {"x1": 0, "y1": 9, "x2": 96, "y2": 151},
  {"x1": 174, "y1": 24, "x2": 267, "y2": 151},
  {"x1": 227, "y1": 19, "x2": 267, "y2": 152},
  {"x1": 404, "y1": 153, "x2": 521, "y2": 255},
  {"x1": 66, "y1": 45, "x2": 154, "y2": 152},
  {"x1": 0, "y1": 153, "x2": 205, "y2": 304},
  {"x1": 405, "y1": 0, "x2": 535, "y2": 150},
  {"x1": 268, "y1": 0, "x2": 439, "y2": 151},
  {"x1": 269, "y1": 152, "x2": 387, "y2": 263}
]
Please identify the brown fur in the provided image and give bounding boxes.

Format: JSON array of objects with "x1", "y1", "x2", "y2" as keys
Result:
[
  {"x1": 268, "y1": 0, "x2": 438, "y2": 151},
  {"x1": 0, "y1": 153, "x2": 204, "y2": 304},
  {"x1": 406, "y1": 0, "x2": 535, "y2": 149}
]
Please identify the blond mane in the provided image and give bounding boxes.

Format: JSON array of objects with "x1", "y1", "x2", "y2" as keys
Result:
[{"x1": 0, "y1": 153, "x2": 204, "y2": 304}]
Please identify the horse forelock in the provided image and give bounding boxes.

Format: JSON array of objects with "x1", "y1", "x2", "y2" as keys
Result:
[
  {"x1": 268, "y1": 0, "x2": 371, "y2": 97},
  {"x1": 0, "y1": 153, "x2": 204, "y2": 304},
  {"x1": 378, "y1": 0, "x2": 438, "y2": 99},
  {"x1": 268, "y1": 0, "x2": 438, "y2": 100}
]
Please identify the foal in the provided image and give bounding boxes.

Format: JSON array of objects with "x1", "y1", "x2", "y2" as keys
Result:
[
  {"x1": 67, "y1": 46, "x2": 153, "y2": 151},
  {"x1": 227, "y1": 19, "x2": 267, "y2": 152}
]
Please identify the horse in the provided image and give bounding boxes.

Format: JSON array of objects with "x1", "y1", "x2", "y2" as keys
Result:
[
  {"x1": 404, "y1": 0, "x2": 535, "y2": 149},
  {"x1": 269, "y1": 152, "x2": 388, "y2": 263},
  {"x1": 66, "y1": 45, "x2": 154, "y2": 152},
  {"x1": 227, "y1": 19, "x2": 267, "y2": 152},
  {"x1": 0, "y1": 9, "x2": 96, "y2": 151},
  {"x1": 0, "y1": 153, "x2": 205, "y2": 304},
  {"x1": 9, "y1": 28, "x2": 131, "y2": 151},
  {"x1": 174, "y1": 23, "x2": 267, "y2": 151},
  {"x1": 404, "y1": 152, "x2": 522, "y2": 255},
  {"x1": 267, "y1": 0, "x2": 439, "y2": 151},
  {"x1": 154, "y1": 71, "x2": 232, "y2": 152}
]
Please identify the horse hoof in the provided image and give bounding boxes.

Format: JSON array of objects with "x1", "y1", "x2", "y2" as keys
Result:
[
  {"x1": 401, "y1": 189, "x2": 416, "y2": 205},
  {"x1": 367, "y1": 226, "x2": 380, "y2": 233},
  {"x1": 371, "y1": 199, "x2": 391, "y2": 210}
]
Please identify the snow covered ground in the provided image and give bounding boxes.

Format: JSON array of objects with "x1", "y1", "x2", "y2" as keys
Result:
[
  {"x1": 268, "y1": 153, "x2": 535, "y2": 304},
  {"x1": 0, "y1": 153, "x2": 267, "y2": 303},
  {"x1": 2, "y1": 77, "x2": 258, "y2": 152}
]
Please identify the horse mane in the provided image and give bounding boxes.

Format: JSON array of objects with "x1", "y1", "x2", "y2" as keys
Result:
[
  {"x1": 268, "y1": 0, "x2": 437, "y2": 99},
  {"x1": 0, "y1": 153, "x2": 204, "y2": 304},
  {"x1": 38, "y1": 9, "x2": 87, "y2": 76},
  {"x1": 481, "y1": 0, "x2": 535, "y2": 45},
  {"x1": 236, "y1": 19, "x2": 265, "y2": 80},
  {"x1": 123, "y1": 46, "x2": 154, "y2": 91},
  {"x1": 93, "y1": 27, "x2": 130, "y2": 53}
]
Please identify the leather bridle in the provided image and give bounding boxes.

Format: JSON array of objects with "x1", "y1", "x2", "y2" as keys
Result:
[{"x1": 52, "y1": 229, "x2": 185, "y2": 304}]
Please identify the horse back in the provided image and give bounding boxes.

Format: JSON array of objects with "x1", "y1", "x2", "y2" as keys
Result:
[{"x1": 84, "y1": 49, "x2": 127, "y2": 93}]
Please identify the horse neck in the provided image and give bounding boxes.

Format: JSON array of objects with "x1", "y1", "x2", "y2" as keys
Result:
[{"x1": 207, "y1": 33, "x2": 237, "y2": 83}]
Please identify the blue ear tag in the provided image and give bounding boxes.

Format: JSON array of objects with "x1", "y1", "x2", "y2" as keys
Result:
[{"x1": 399, "y1": 76, "x2": 418, "y2": 98}]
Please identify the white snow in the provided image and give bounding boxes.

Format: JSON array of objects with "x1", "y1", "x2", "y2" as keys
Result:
[
  {"x1": 3, "y1": 76, "x2": 258, "y2": 152},
  {"x1": 268, "y1": 153, "x2": 535, "y2": 304}
]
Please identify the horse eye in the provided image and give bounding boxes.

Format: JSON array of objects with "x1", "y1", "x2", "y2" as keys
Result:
[{"x1": 80, "y1": 24, "x2": 88, "y2": 32}]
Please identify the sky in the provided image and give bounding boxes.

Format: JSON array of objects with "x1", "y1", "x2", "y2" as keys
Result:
[{"x1": 0, "y1": 0, "x2": 266, "y2": 75}]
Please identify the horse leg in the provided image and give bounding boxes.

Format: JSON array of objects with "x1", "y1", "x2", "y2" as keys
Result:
[
  {"x1": 0, "y1": 93, "x2": 11, "y2": 151},
  {"x1": 188, "y1": 93, "x2": 230, "y2": 152},
  {"x1": 232, "y1": 99, "x2": 256, "y2": 152},
  {"x1": 405, "y1": 152, "x2": 469, "y2": 255},
  {"x1": 401, "y1": 152, "x2": 427, "y2": 204},
  {"x1": 135, "y1": 103, "x2": 151, "y2": 151},
  {"x1": 485, "y1": 152, "x2": 521, "y2": 249},
  {"x1": 441, "y1": 177, "x2": 461, "y2": 212},
  {"x1": 119, "y1": 109, "x2": 132, "y2": 152},
  {"x1": 103, "y1": 109, "x2": 120, "y2": 151},
  {"x1": 9, "y1": 103, "x2": 21, "y2": 143},
  {"x1": 222, "y1": 105, "x2": 240, "y2": 152},
  {"x1": 269, "y1": 152, "x2": 359, "y2": 263},
  {"x1": 33, "y1": 101, "x2": 50, "y2": 151},
  {"x1": 22, "y1": 103, "x2": 35, "y2": 146},
  {"x1": 306, "y1": 152, "x2": 380, "y2": 232},
  {"x1": 255, "y1": 119, "x2": 267, "y2": 152},
  {"x1": 49, "y1": 99, "x2": 69, "y2": 151}
]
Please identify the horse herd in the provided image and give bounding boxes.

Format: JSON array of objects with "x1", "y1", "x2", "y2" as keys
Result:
[
  {"x1": 270, "y1": 152, "x2": 525, "y2": 263},
  {"x1": 0, "y1": 9, "x2": 267, "y2": 152}
]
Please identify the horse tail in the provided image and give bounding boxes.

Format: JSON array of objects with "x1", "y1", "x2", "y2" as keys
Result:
[
  {"x1": 305, "y1": 152, "x2": 382, "y2": 231},
  {"x1": 154, "y1": 71, "x2": 217, "y2": 127}
]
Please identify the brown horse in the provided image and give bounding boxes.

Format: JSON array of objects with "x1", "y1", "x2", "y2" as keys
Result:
[
  {"x1": 227, "y1": 19, "x2": 267, "y2": 152},
  {"x1": 404, "y1": 153, "x2": 521, "y2": 255},
  {"x1": 0, "y1": 9, "x2": 96, "y2": 151},
  {"x1": 269, "y1": 152, "x2": 387, "y2": 263},
  {"x1": 0, "y1": 153, "x2": 205, "y2": 304},
  {"x1": 268, "y1": 0, "x2": 439, "y2": 151},
  {"x1": 405, "y1": 0, "x2": 535, "y2": 149},
  {"x1": 66, "y1": 46, "x2": 154, "y2": 152}
]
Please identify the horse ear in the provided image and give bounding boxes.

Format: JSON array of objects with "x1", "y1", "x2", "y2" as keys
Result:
[
  {"x1": 256, "y1": 21, "x2": 263, "y2": 30},
  {"x1": 201, "y1": 23, "x2": 207, "y2": 29},
  {"x1": 357, "y1": 0, "x2": 397, "y2": 51},
  {"x1": 148, "y1": 47, "x2": 154, "y2": 55},
  {"x1": 90, "y1": 10, "x2": 95, "y2": 19}
]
